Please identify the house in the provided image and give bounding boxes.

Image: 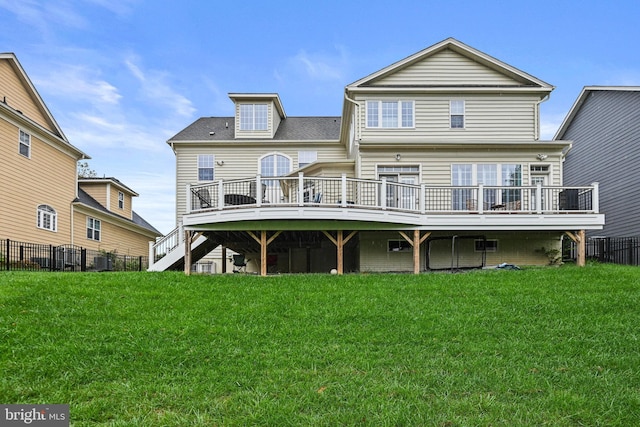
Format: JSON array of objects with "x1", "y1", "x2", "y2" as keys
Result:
[
  {"x1": 74, "y1": 178, "x2": 162, "y2": 255},
  {"x1": 555, "y1": 86, "x2": 640, "y2": 237},
  {"x1": 151, "y1": 38, "x2": 604, "y2": 274},
  {"x1": 0, "y1": 52, "x2": 161, "y2": 261}
]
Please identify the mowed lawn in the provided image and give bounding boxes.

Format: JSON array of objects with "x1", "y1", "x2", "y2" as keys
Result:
[{"x1": 1, "y1": 265, "x2": 639, "y2": 426}]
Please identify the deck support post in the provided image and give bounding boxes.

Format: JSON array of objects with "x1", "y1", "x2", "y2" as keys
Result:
[
  {"x1": 322, "y1": 230, "x2": 357, "y2": 275},
  {"x1": 399, "y1": 231, "x2": 432, "y2": 274},
  {"x1": 565, "y1": 230, "x2": 586, "y2": 267},
  {"x1": 247, "y1": 231, "x2": 282, "y2": 276},
  {"x1": 221, "y1": 246, "x2": 227, "y2": 273},
  {"x1": 184, "y1": 230, "x2": 192, "y2": 275}
]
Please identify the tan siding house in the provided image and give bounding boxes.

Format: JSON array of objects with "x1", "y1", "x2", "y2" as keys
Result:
[
  {"x1": 1, "y1": 52, "x2": 161, "y2": 262},
  {"x1": 154, "y1": 38, "x2": 603, "y2": 274}
]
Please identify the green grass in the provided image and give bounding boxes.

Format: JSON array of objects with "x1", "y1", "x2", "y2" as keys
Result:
[{"x1": 1, "y1": 265, "x2": 639, "y2": 426}]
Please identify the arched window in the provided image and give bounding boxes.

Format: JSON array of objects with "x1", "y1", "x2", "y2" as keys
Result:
[
  {"x1": 37, "y1": 205, "x2": 57, "y2": 232},
  {"x1": 259, "y1": 153, "x2": 291, "y2": 179}
]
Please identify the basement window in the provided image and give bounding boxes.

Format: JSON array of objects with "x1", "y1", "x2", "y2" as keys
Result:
[{"x1": 388, "y1": 239, "x2": 412, "y2": 252}]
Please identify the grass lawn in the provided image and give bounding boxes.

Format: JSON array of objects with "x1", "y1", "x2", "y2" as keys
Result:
[{"x1": 1, "y1": 264, "x2": 639, "y2": 426}]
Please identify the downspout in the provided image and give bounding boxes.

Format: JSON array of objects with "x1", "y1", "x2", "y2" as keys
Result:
[{"x1": 534, "y1": 94, "x2": 550, "y2": 140}]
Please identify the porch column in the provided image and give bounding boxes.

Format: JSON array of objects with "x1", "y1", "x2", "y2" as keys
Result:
[
  {"x1": 184, "y1": 230, "x2": 192, "y2": 275},
  {"x1": 565, "y1": 230, "x2": 586, "y2": 267}
]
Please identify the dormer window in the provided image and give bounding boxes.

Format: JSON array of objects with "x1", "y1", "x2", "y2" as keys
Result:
[{"x1": 239, "y1": 104, "x2": 268, "y2": 131}]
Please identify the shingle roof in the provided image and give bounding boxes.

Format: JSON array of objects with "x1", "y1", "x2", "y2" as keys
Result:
[
  {"x1": 169, "y1": 116, "x2": 341, "y2": 142},
  {"x1": 75, "y1": 188, "x2": 162, "y2": 235}
]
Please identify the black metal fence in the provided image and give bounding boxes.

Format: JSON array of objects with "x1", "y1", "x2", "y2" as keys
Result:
[
  {"x1": 1, "y1": 239, "x2": 149, "y2": 272},
  {"x1": 565, "y1": 236, "x2": 640, "y2": 266}
]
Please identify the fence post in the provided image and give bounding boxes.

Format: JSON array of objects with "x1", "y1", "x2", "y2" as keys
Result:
[
  {"x1": 81, "y1": 248, "x2": 87, "y2": 272},
  {"x1": 6, "y1": 239, "x2": 10, "y2": 271}
]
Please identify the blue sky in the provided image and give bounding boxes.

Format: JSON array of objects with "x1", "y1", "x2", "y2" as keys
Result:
[{"x1": 1, "y1": 0, "x2": 638, "y2": 234}]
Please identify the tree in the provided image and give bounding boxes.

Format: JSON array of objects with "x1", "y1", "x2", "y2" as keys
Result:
[{"x1": 77, "y1": 161, "x2": 97, "y2": 178}]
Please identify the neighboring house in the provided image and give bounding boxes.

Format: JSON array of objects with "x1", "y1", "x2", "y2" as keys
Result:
[
  {"x1": 0, "y1": 52, "x2": 161, "y2": 257},
  {"x1": 555, "y1": 86, "x2": 640, "y2": 237},
  {"x1": 75, "y1": 178, "x2": 162, "y2": 255},
  {"x1": 151, "y1": 38, "x2": 603, "y2": 274}
]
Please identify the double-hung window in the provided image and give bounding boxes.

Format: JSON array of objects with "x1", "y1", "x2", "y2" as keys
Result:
[
  {"x1": 87, "y1": 217, "x2": 101, "y2": 241},
  {"x1": 37, "y1": 205, "x2": 57, "y2": 232},
  {"x1": 239, "y1": 104, "x2": 268, "y2": 131},
  {"x1": 198, "y1": 154, "x2": 215, "y2": 181},
  {"x1": 366, "y1": 100, "x2": 414, "y2": 128},
  {"x1": 450, "y1": 100, "x2": 465, "y2": 129},
  {"x1": 19, "y1": 130, "x2": 31, "y2": 157}
]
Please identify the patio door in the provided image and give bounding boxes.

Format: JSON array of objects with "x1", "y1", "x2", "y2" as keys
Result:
[
  {"x1": 260, "y1": 153, "x2": 291, "y2": 203},
  {"x1": 378, "y1": 166, "x2": 420, "y2": 209},
  {"x1": 531, "y1": 175, "x2": 548, "y2": 211}
]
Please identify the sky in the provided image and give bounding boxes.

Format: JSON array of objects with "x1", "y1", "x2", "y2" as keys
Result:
[{"x1": 1, "y1": 0, "x2": 639, "y2": 234}]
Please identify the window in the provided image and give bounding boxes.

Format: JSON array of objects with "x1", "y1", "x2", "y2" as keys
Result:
[
  {"x1": 87, "y1": 217, "x2": 101, "y2": 241},
  {"x1": 19, "y1": 130, "x2": 30, "y2": 157},
  {"x1": 450, "y1": 100, "x2": 465, "y2": 128},
  {"x1": 239, "y1": 104, "x2": 268, "y2": 131},
  {"x1": 198, "y1": 154, "x2": 215, "y2": 181},
  {"x1": 36, "y1": 205, "x2": 57, "y2": 232},
  {"x1": 118, "y1": 192, "x2": 124, "y2": 209},
  {"x1": 475, "y1": 239, "x2": 498, "y2": 252},
  {"x1": 366, "y1": 100, "x2": 414, "y2": 128},
  {"x1": 298, "y1": 151, "x2": 317, "y2": 168},
  {"x1": 388, "y1": 240, "x2": 412, "y2": 252}
]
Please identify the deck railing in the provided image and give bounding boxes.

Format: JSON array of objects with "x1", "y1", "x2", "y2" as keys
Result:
[
  {"x1": 150, "y1": 174, "x2": 599, "y2": 267},
  {"x1": 186, "y1": 173, "x2": 599, "y2": 215}
]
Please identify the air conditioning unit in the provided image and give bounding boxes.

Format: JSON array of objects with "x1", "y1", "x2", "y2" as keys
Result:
[{"x1": 94, "y1": 256, "x2": 113, "y2": 271}]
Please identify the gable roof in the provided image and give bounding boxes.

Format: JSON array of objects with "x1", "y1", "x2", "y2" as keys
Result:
[
  {"x1": 554, "y1": 86, "x2": 640, "y2": 140},
  {"x1": 78, "y1": 177, "x2": 139, "y2": 197},
  {"x1": 168, "y1": 116, "x2": 341, "y2": 143},
  {"x1": 0, "y1": 52, "x2": 89, "y2": 159},
  {"x1": 347, "y1": 37, "x2": 553, "y2": 92},
  {"x1": 75, "y1": 188, "x2": 162, "y2": 236}
]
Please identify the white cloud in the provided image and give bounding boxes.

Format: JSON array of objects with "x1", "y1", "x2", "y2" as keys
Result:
[
  {"x1": 284, "y1": 45, "x2": 350, "y2": 82},
  {"x1": 33, "y1": 65, "x2": 122, "y2": 105},
  {"x1": 125, "y1": 56, "x2": 197, "y2": 117}
]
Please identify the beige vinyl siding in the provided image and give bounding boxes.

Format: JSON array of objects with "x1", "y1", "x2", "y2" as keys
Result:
[
  {"x1": 108, "y1": 186, "x2": 133, "y2": 219},
  {"x1": 358, "y1": 231, "x2": 561, "y2": 272},
  {"x1": 79, "y1": 183, "x2": 108, "y2": 208},
  {"x1": 174, "y1": 143, "x2": 347, "y2": 218},
  {"x1": 372, "y1": 48, "x2": 525, "y2": 87},
  {"x1": 358, "y1": 94, "x2": 539, "y2": 141},
  {"x1": 358, "y1": 147, "x2": 563, "y2": 186},
  {"x1": 0, "y1": 60, "x2": 54, "y2": 133},
  {"x1": 73, "y1": 210, "x2": 155, "y2": 256},
  {"x1": 0, "y1": 120, "x2": 76, "y2": 244}
]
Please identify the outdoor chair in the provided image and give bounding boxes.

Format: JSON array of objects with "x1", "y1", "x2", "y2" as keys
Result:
[{"x1": 232, "y1": 254, "x2": 248, "y2": 273}]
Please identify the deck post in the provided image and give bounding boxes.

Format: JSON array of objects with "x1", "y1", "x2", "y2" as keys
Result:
[
  {"x1": 221, "y1": 246, "x2": 227, "y2": 273},
  {"x1": 337, "y1": 230, "x2": 344, "y2": 274},
  {"x1": 565, "y1": 230, "x2": 586, "y2": 267},
  {"x1": 413, "y1": 230, "x2": 420, "y2": 274},
  {"x1": 261, "y1": 231, "x2": 267, "y2": 276},
  {"x1": 184, "y1": 230, "x2": 192, "y2": 275}
]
